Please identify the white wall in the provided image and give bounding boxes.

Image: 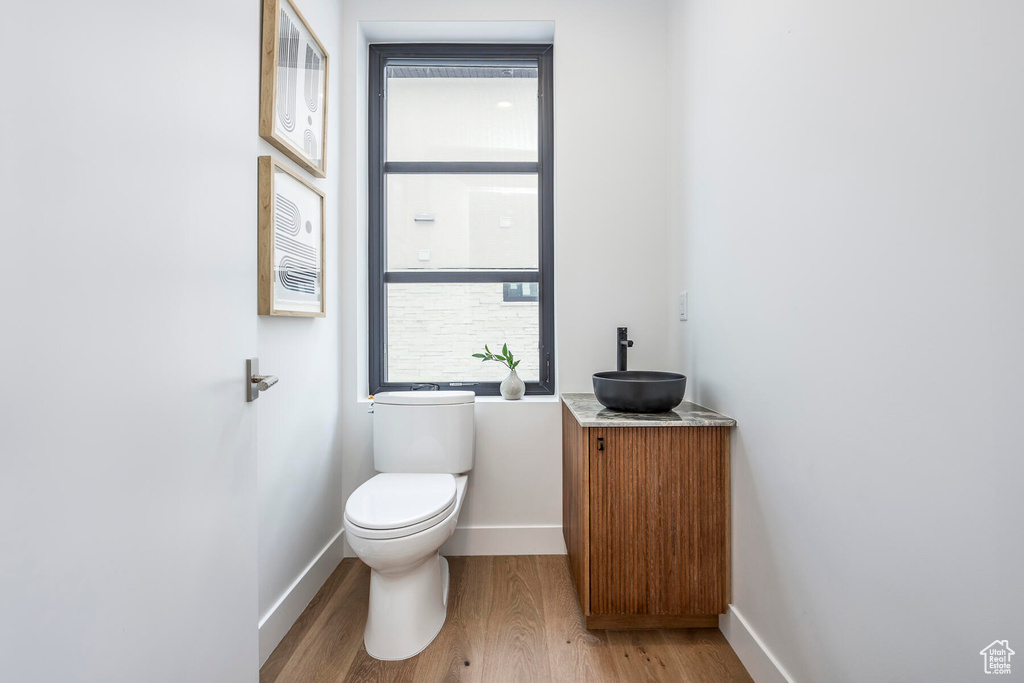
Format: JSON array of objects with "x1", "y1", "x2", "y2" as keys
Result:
[
  {"x1": 669, "y1": 0, "x2": 1024, "y2": 680},
  {"x1": 0, "y1": 0, "x2": 262, "y2": 680},
  {"x1": 255, "y1": 0, "x2": 346, "y2": 665},
  {"x1": 339, "y1": 3, "x2": 673, "y2": 554}
]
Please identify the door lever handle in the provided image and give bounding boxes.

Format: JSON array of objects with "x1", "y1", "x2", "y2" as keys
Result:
[
  {"x1": 252, "y1": 375, "x2": 278, "y2": 391},
  {"x1": 246, "y1": 358, "x2": 278, "y2": 402}
]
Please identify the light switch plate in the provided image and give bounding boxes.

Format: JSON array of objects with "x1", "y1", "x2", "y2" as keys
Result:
[
  {"x1": 679, "y1": 292, "x2": 688, "y2": 321},
  {"x1": 418, "y1": 249, "x2": 431, "y2": 261}
]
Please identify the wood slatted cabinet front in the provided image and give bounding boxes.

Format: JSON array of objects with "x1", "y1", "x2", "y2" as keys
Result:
[{"x1": 562, "y1": 401, "x2": 731, "y2": 629}]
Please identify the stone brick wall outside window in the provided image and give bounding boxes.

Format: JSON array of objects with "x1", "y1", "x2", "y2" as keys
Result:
[{"x1": 387, "y1": 283, "x2": 540, "y2": 382}]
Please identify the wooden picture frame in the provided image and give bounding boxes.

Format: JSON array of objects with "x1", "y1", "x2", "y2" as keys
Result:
[
  {"x1": 258, "y1": 156, "x2": 326, "y2": 317},
  {"x1": 260, "y1": 0, "x2": 329, "y2": 178}
]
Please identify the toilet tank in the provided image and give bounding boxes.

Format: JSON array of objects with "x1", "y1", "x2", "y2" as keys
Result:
[{"x1": 372, "y1": 391, "x2": 475, "y2": 474}]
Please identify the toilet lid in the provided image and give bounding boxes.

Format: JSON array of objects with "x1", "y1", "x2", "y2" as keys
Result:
[
  {"x1": 344, "y1": 473, "x2": 457, "y2": 530},
  {"x1": 373, "y1": 390, "x2": 475, "y2": 406}
]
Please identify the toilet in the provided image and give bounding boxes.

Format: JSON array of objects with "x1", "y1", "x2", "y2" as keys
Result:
[{"x1": 343, "y1": 390, "x2": 475, "y2": 660}]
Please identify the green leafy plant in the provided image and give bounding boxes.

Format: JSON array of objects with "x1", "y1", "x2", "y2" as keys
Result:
[{"x1": 472, "y1": 343, "x2": 521, "y2": 372}]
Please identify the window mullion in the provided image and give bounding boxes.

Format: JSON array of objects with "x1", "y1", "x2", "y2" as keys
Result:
[
  {"x1": 384, "y1": 161, "x2": 539, "y2": 174},
  {"x1": 384, "y1": 271, "x2": 539, "y2": 284}
]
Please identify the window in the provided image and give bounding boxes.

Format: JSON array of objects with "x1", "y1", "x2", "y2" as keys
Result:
[
  {"x1": 368, "y1": 44, "x2": 554, "y2": 395},
  {"x1": 502, "y1": 282, "x2": 539, "y2": 303}
]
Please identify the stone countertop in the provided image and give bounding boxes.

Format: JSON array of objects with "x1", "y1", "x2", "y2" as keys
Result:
[{"x1": 561, "y1": 393, "x2": 736, "y2": 428}]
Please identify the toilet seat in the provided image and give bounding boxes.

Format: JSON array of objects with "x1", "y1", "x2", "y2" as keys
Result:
[{"x1": 345, "y1": 473, "x2": 457, "y2": 540}]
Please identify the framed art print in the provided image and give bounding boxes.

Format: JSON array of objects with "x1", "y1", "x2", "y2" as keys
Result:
[
  {"x1": 258, "y1": 156, "x2": 326, "y2": 317},
  {"x1": 259, "y1": 0, "x2": 329, "y2": 178}
]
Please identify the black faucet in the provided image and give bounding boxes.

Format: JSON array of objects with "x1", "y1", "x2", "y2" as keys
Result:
[{"x1": 617, "y1": 327, "x2": 633, "y2": 371}]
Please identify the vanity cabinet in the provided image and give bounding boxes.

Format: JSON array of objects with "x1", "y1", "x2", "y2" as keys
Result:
[{"x1": 561, "y1": 396, "x2": 733, "y2": 629}]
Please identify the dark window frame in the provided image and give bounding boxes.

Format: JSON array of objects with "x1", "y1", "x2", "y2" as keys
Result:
[{"x1": 368, "y1": 43, "x2": 555, "y2": 396}]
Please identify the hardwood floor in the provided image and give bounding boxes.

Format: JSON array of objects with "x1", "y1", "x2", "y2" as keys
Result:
[{"x1": 261, "y1": 556, "x2": 753, "y2": 683}]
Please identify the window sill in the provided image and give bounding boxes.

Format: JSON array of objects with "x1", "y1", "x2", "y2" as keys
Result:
[
  {"x1": 357, "y1": 394, "x2": 560, "y2": 404},
  {"x1": 474, "y1": 394, "x2": 560, "y2": 403}
]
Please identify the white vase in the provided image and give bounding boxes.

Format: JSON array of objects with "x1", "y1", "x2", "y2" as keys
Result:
[{"x1": 500, "y1": 368, "x2": 526, "y2": 400}]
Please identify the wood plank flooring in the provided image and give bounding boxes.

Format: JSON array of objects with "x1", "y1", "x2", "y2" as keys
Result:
[{"x1": 261, "y1": 556, "x2": 753, "y2": 683}]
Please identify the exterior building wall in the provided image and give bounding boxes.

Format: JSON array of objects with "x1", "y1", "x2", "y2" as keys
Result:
[{"x1": 387, "y1": 283, "x2": 540, "y2": 382}]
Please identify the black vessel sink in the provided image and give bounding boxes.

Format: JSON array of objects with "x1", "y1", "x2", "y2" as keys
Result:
[{"x1": 592, "y1": 371, "x2": 687, "y2": 413}]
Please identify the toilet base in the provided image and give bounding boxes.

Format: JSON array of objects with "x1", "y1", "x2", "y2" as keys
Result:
[{"x1": 363, "y1": 554, "x2": 450, "y2": 660}]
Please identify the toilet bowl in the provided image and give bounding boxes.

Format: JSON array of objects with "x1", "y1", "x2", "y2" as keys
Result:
[{"x1": 344, "y1": 472, "x2": 469, "y2": 660}]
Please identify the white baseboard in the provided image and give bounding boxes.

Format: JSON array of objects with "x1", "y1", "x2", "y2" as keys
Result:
[
  {"x1": 441, "y1": 525, "x2": 566, "y2": 556},
  {"x1": 258, "y1": 528, "x2": 346, "y2": 666},
  {"x1": 719, "y1": 605, "x2": 795, "y2": 683}
]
